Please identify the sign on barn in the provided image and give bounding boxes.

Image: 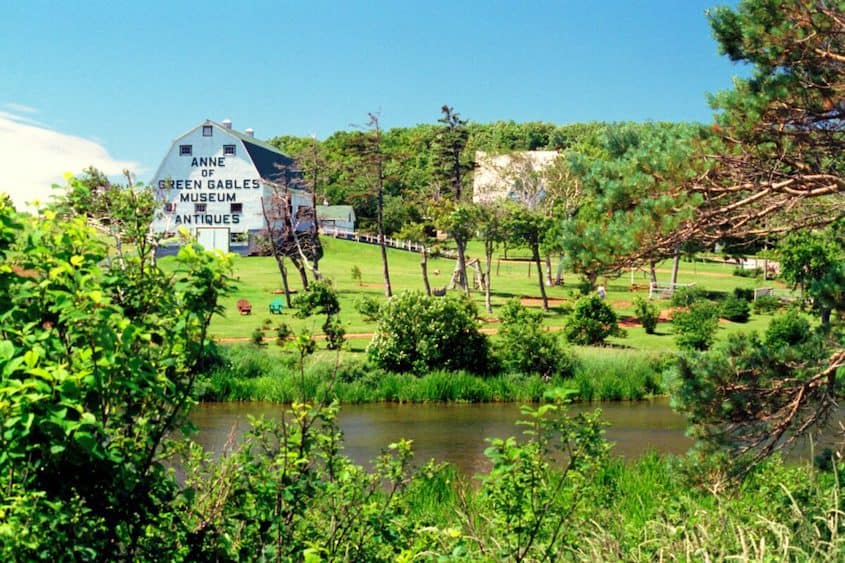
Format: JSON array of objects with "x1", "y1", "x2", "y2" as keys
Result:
[{"x1": 150, "y1": 119, "x2": 311, "y2": 253}]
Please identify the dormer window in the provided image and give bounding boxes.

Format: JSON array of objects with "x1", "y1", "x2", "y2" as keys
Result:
[
  {"x1": 164, "y1": 203, "x2": 176, "y2": 213},
  {"x1": 202, "y1": 125, "x2": 213, "y2": 136},
  {"x1": 223, "y1": 144, "x2": 236, "y2": 156},
  {"x1": 179, "y1": 144, "x2": 192, "y2": 156},
  {"x1": 195, "y1": 203, "x2": 207, "y2": 213}
]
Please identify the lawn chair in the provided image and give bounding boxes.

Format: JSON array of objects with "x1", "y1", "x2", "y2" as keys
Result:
[
  {"x1": 236, "y1": 299, "x2": 252, "y2": 315},
  {"x1": 269, "y1": 297, "x2": 284, "y2": 314}
]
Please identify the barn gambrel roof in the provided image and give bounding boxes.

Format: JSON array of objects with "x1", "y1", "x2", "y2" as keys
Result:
[{"x1": 159, "y1": 119, "x2": 300, "y2": 185}]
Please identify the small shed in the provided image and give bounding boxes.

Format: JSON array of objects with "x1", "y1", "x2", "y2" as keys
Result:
[{"x1": 316, "y1": 205, "x2": 356, "y2": 235}]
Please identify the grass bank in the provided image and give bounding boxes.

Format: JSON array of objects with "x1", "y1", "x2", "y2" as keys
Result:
[{"x1": 198, "y1": 344, "x2": 668, "y2": 403}]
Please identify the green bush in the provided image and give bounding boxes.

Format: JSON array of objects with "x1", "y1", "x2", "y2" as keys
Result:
[
  {"x1": 633, "y1": 296, "x2": 659, "y2": 334},
  {"x1": 322, "y1": 316, "x2": 346, "y2": 350},
  {"x1": 368, "y1": 291, "x2": 492, "y2": 374},
  {"x1": 251, "y1": 326, "x2": 266, "y2": 346},
  {"x1": 752, "y1": 293, "x2": 782, "y2": 314},
  {"x1": 291, "y1": 279, "x2": 340, "y2": 318},
  {"x1": 732, "y1": 266, "x2": 762, "y2": 278},
  {"x1": 275, "y1": 322, "x2": 291, "y2": 345},
  {"x1": 495, "y1": 299, "x2": 575, "y2": 378},
  {"x1": 669, "y1": 285, "x2": 706, "y2": 307},
  {"x1": 720, "y1": 295, "x2": 750, "y2": 323},
  {"x1": 353, "y1": 294, "x2": 381, "y2": 322},
  {"x1": 765, "y1": 309, "x2": 811, "y2": 347},
  {"x1": 733, "y1": 287, "x2": 755, "y2": 301},
  {"x1": 672, "y1": 301, "x2": 720, "y2": 351},
  {"x1": 565, "y1": 295, "x2": 624, "y2": 345}
]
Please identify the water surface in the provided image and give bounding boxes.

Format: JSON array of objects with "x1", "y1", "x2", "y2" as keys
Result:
[{"x1": 191, "y1": 400, "x2": 693, "y2": 475}]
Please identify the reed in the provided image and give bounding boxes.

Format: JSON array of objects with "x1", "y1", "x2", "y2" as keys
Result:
[{"x1": 200, "y1": 345, "x2": 669, "y2": 403}]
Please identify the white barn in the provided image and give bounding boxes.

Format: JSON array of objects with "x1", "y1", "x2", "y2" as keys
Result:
[
  {"x1": 472, "y1": 150, "x2": 560, "y2": 209},
  {"x1": 150, "y1": 119, "x2": 312, "y2": 254}
]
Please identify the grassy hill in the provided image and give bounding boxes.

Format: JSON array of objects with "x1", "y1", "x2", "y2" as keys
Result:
[{"x1": 166, "y1": 237, "x2": 794, "y2": 354}]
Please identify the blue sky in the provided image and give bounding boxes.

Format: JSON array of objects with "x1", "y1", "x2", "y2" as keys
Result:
[{"x1": 1, "y1": 0, "x2": 741, "y2": 207}]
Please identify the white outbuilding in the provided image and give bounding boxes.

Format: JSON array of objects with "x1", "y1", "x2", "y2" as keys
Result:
[{"x1": 150, "y1": 119, "x2": 312, "y2": 254}]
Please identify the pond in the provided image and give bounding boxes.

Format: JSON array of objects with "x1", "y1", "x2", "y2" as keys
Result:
[{"x1": 191, "y1": 399, "x2": 695, "y2": 475}]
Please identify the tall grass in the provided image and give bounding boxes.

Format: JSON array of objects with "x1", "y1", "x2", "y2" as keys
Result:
[
  {"x1": 569, "y1": 347, "x2": 666, "y2": 401},
  {"x1": 200, "y1": 345, "x2": 669, "y2": 403}
]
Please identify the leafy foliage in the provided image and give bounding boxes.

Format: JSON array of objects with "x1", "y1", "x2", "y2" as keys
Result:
[
  {"x1": 720, "y1": 294, "x2": 751, "y2": 323},
  {"x1": 668, "y1": 330, "x2": 833, "y2": 470},
  {"x1": 367, "y1": 291, "x2": 491, "y2": 374},
  {"x1": 353, "y1": 294, "x2": 381, "y2": 322},
  {"x1": 633, "y1": 296, "x2": 659, "y2": 334},
  {"x1": 477, "y1": 403, "x2": 610, "y2": 560},
  {"x1": 752, "y1": 293, "x2": 781, "y2": 314},
  {"x1": 669, "y1": 285, "x2": 706, "y2": 307},
  {"x1": 765, "y1": 309, "x2": 812, "y2": 348},
  {"x1": 565, "y1": 295, "x2": 624, "y2": 345},
  {"x1": 0, "y1": 185, "x2": 234, "y2": 559},
  {"x1": 495, "y1": 299, "x2": 575, "y2": 378},
  {"x1": 672, "y1": 301, "x2": 720, "y2": 351},
  {"x1": 292, "y1": 279, "x2": 345, "y2": 350}
]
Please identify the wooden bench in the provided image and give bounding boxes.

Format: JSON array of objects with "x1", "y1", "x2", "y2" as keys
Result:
[{"x1": 237, "y1": 299, "x2": 252, "y2": 315}]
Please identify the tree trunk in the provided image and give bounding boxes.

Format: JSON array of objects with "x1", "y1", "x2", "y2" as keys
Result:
[
  {"x1": 670, "y1": 245, "x2": 681, "y2": 286},
  {"x1": 649, "y1": 261, "x2": 658, "y2": 285},
  {"x1": 420, "y1": 247, "x2": 431, "y2": 296},
  {"x1": 310, "y1": 140, "x2": 321, "y2": 274},
  {"x1": 544, "y1": 255, "x2": 553, "y2": 286},
  {"x1": 533, "y1": 245, "x2": 549, "y2": 312},
  {"x1": 484, "y1": 240, "x2": 494, "y2": 314},
  {"x1": 454, "y1": 232, "x2": 469, "y2": 294},
  {"x1": 821, "y1": 306, "x2": 832, "y2": 331},
  {"x1": 273, "y1": 254, "x2": 292, "y2": 307},
  {"x1": 375, "y1": 126, "x2": 392, "y2": 298},
  {"x1": 378, "y1": 232, "x2": 392, "y2": 297},
  {"x1": 290, "y1": 256, "x2": 309, "y2": 291}
]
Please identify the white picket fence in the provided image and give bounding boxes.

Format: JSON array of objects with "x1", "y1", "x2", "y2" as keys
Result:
[{"x1": 321, "y1": 229, "x2": 457, "y2": 258}]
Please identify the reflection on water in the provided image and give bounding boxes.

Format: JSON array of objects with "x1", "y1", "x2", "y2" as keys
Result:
[{"x1": 190, "y1": 400, "x2": 694, "y2": 475}]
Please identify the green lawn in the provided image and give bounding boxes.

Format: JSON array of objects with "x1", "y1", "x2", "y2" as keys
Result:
[{"x1": 169, "y1": 237, "x2": 795, "y2": 353}]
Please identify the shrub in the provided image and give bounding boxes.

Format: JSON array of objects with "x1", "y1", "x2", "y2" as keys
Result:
[
  {"x1": 275, "y1": 322, "x2": 292, "y2": 345},
  {"x1": 251, "y1": 326, "x2": 266, "y2": 346},
  {"x1": 765, "y1": 309, "x2": 811, "y2": 347},
  {"x1": 351, "y1": 264, "x2": 363, "y2": 286},
  {"x1": 672, "y1": 301, "x2": 720, "y2": 350},
  {"x1": 752, "y1": 293, "x2": 782, "y2": 314},
  {"x1": 495, "y1": 299, "x2": 575, "y2": 378},
  {"x1": 733, "y1": 287, "x2": 755, "y2": 301},
  {"x1": 565, "y1": 295, "x2": 624, "y2": 345},
  {"x1": 291, "y1": 279, "x2": 340, "y2": 318},
  {"x1": 669, "y1": 285, "x2": 706, "y2": 307},
  {"x1": 720, "y1": 295, "x2": 750, "y2": 323},
  {"x1": 633, "y1": 296, "x2": 659, "y2": 334},
  {"x1": 732, "y1": 267, "x2": 762, "y2": 278},
  {"x1": 368, "y1": 291, "x2": 492, "y2": 374},
  {"x1": 353, "y1": 294, "x2": 381, "y2": 322},
  {"x1": 323, "y1": 317, "x2": 346, "y2": 350}
]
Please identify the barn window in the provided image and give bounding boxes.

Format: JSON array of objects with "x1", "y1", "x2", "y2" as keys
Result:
[
  {"x1": 164, "y1": 203, "x2": 176, "y2": 213},
  {"x1": 202, "y1": 125, "x2": 213, "y2": 136},
  {"x1": 230, "y1": 203, "x2": 243, "y2": 214},
  {"x1": 223, "y1": 144, "x2": 236, "y2": 155},
  {"x1": 179, "y1": 144, "x2": 192, "y2": 156},
  {"x1": 194, "y1": 203, "x2": 207, "y2": 213}
]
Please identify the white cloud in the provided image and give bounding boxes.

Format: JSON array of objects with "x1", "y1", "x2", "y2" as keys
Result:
[
  {"x1": 4, "y1": 102, "x2": 38, "y2": 114},
  {"x1": 0, "y1": 110, "x2": 137, "y2": 211}
]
